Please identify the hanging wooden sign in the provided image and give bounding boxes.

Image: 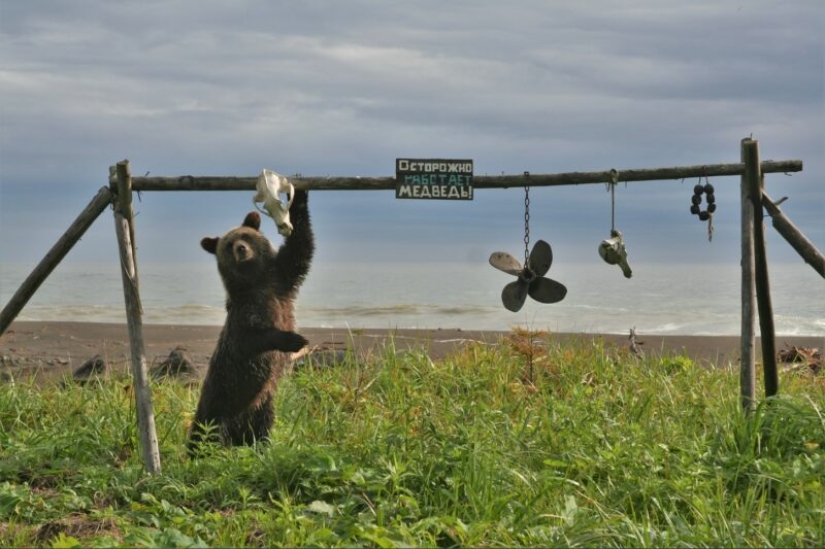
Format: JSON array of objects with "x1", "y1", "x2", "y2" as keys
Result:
[{"x1": 395, "y1": 158, "x2": 473, "y2": 200}]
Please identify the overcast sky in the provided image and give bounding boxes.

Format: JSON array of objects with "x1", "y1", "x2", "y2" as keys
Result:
[{"x1": 1, "y1": 1, "x2": 822, "y2": 271}]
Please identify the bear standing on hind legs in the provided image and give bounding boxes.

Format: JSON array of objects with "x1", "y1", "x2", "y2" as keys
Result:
[{"x1": 188, "y1": 189, "x2": 314, "y2": 455}]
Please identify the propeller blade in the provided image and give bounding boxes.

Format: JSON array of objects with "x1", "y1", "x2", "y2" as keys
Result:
[
  {"x1": 528, "y1": 240, "x2": 553, "y2": 277},
  {"x1": 489, "y1": 252, "x2": 522, "y2": 276},
  {"x1": 528, "y1": 277, "x2": 568, "y2": 304},
  {"x1": 501, "y1": 279, "x2": 529, "y2": 312}
]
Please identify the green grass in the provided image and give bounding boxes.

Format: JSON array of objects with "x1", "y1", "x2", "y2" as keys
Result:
[{"x1": 1, "y1": 332, "x2": 823, "y2": 547}]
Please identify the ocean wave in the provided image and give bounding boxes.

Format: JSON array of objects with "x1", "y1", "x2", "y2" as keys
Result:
[
  {"x1": 642, "y1": 323, "x2": 686, "y2": 334},
  {"x1": 16, "y1": 304, "x2": 226, "y2": 326},
  {"x1": 17, "y1": 305, "x2": 125, "y2": 323},
  {"x1": 303, "y1": 303, "x2": 497, "y2": 317},
  {"x1": 143, "y1": 305, "x2": 225, "y2": 326},
  {"x1": 4, "y1": 261, "x2": 822, "y2": 336},
  {"x1": 567, "y1": 304, "x2": 630, "y2": 313}
]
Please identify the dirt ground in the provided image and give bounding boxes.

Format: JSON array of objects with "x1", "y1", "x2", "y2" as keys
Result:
[{"x1": 1, "y1": 320, "x2": 821, "y2": 385}]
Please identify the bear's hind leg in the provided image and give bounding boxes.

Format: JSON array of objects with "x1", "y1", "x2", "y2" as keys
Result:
[
  {"x1": 224, "y1": 395, "x2": 275, "y2": 447},
  {"x1": 248, "y1": 394, "x2": 275, "y2": 444}
]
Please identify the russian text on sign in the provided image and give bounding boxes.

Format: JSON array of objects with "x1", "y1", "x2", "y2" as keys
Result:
[{"x1": 395, "y1": 158, "x2": 474, "y2": 201}]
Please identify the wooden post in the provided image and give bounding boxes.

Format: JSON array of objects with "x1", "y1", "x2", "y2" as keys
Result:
[
  {"x1": 0, "y1": 187, "x2": 113, "y2": 337},
  {"x1": 743, "y1": 141, "x2": 778, "y2": 398},
  {"x1": 112, "y1": 160, "x2": 161, "y2": 474},
  {"x1": 762, "y1": 191, "x2": 825, "y2": 279},
  {"x1": 740, "y1": 139, "x2": 756, "y2": 413}
]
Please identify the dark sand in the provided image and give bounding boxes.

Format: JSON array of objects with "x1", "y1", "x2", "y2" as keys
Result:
[{"x1": 1, "y1": 321, "x2": 822, "y2": 385}]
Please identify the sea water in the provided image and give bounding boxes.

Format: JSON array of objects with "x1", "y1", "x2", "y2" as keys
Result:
[{"x1": 1, "y1": 261, "x2": 822, "y2": 336}]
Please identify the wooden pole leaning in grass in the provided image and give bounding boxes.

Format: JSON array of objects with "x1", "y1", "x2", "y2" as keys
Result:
[
  {"x1": 0, "y1": 187, "x2": 113, "y2": 337},
  {"x1": 743, "y1": 141, "x2": 779, "y2": 398},
  {"x1": 761, "y1": 191, "x2": 825, "y2": 279},
  {"x1": 740, "y1": 139, "x2": 757, "y2": 413},
  {"x1": 112, "y1": 160, "x2": 161, "y2": 474}
]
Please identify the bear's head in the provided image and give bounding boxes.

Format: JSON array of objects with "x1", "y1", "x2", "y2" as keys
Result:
[{"x1": 202, "y1": 212, "x2": 275, "y2": 289}]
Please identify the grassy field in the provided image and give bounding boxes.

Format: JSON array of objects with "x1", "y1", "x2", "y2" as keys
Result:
[{"x1": 1, "y1": 331, "x2": 823, "y2": 547}]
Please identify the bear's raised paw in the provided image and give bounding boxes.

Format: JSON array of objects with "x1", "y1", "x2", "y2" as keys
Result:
[{"x1": 279, "y1": 330, "x2": 309, "y2": 353}]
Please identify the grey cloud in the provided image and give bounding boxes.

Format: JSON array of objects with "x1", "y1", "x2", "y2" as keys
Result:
[{"x1": 0, "y1": 1, "x2": 822, "y2": 265}]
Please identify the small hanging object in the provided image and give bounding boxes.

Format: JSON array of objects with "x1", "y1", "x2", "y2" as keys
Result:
[
  {"x1": 599, "y1": 229, "x2": 632, "y2": 279},
  {"x1": 253, "y1": 169, "x2": 295, "y2": 236},
  {"x1": 598, "y1": 170, "x2": 633, "y2": 278},
  {"x1": 690, "y1": 174, "x2": 716, "y2": 242},
  {"x1": 490, "y1": 240, "x2": 568, "y2": 312},
  {"x1": 489, "y1": 175, "x2": 567, "y2": 312}
]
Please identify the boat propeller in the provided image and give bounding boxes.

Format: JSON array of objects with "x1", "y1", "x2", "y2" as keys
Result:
[{"x1": 489, "y1": 239, "x2": 567, "y2": 312}]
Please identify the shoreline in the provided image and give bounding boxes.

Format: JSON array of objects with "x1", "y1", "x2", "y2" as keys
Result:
[{"x1": 1, "y1": 320, "x2": 822, "y2": 384}]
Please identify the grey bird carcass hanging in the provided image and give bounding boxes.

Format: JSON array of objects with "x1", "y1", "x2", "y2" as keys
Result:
[
  {"x1": 598, "y1": 170, "x2": 633, "y2": 278},
  {"x1": 489, "y1": 176, "x2": 567, "y2": 312}
]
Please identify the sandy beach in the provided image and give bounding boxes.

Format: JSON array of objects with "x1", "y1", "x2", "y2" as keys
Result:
[{"x1": 0, "y1": 320, "x2": 821, "y2": 385}]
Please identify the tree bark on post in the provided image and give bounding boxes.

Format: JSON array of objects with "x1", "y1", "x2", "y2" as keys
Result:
[
  {"x1": 740, "y1": 139, "x2": 757, "y2": 413},
  {"x1": 112, "y1": 160, "x2": 161, "y2": 474},
  {"x1": 743, "y1": 141, "x2": 779, "y2": 398}
]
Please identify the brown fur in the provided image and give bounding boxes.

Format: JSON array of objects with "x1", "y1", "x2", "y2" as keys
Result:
[{"x1": 188, "y1": 190, "x2": 313, "y2": 454}]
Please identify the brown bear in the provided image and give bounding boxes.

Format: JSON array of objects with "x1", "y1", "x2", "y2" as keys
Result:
[{"x1": 188, "y1": 189, "x2": 314, "y2": 454}]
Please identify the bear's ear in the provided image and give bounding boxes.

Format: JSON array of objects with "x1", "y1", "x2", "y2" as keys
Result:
[
  {"x1": 243, "y1": 211, "x2": 261, "y2": 231},
  {"x1": 201, "y1": 237, "x2": 219, "y2": 255}
]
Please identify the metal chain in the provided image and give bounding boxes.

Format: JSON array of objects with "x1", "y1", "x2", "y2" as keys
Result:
[
  {"x1": 523, "y1": 174, "x2": 530, "y2": 265},
  {"x1": 522, "y1": 174, "x2": 533, "y2": 383}
]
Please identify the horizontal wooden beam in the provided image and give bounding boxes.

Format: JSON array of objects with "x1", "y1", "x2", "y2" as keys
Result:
[{"x1": 125, "y1": 159, "x2": 803, "y2": 192}]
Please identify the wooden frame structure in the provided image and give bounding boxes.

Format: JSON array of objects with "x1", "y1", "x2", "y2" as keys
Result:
[{"x1": 1, "y1": 137, "x2": 821, "y2": 473}]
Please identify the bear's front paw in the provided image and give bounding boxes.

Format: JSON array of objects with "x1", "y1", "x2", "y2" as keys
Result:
[{"x1": 280, "y1": 330, "x2": 309, "y2": 353}]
